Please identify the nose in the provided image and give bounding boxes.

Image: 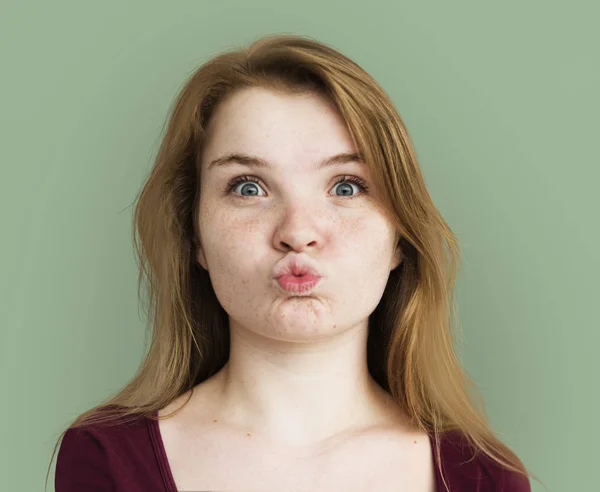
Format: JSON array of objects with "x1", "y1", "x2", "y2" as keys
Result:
[
  {"x1": 278, "y1": 236, "x2": 318, "y2": 252},
  {"x1": 272, "y1": 202, "x2": 326, "y2": 253}
]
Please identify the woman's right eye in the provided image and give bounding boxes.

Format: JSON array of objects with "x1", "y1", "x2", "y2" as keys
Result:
[{"x1": 224, "y1": 175, "x2": 264, "y2": 197}]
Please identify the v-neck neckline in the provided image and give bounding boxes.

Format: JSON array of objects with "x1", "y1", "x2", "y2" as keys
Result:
[{"x1": 147, "y1": 409, "x2": 444, "y2": 492}]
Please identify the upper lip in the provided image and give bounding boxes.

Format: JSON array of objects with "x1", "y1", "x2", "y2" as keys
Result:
[{"x1": 272, "y1": 255, "x2": 323, "y2": 279}]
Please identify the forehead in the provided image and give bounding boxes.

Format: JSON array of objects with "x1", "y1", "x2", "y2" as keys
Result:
[{"x1": 201, "y1": 87, "x2": 360, "y2": 172}]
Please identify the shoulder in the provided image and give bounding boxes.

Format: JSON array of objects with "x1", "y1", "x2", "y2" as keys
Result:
[
  {"x1": 59, "y1": 405, "x2": 151, "y2": 449},
  {"x1": 55, "y1": 405, "x2": 157, "y2": 491},
  {"x1": 435, "y1": 430, "x2": 531, "y2": 492}
]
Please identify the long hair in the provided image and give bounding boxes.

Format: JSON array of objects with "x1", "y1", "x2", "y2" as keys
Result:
[{"x1": 46, "y1": 34, "x2": 542, "y2": 492}]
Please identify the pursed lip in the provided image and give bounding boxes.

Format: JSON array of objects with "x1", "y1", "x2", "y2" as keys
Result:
[
  {"x1": 275, "y1": 273, "x2": 322, "y2": 295},
  {"x1": 272, "y1": 254, "x2": 323, "y2": 280}
]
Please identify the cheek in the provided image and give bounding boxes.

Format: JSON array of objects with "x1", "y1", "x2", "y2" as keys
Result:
[
  {"x1": 199, "y1": 204, "x2": 253, "y2": 253},
  {"x1": 199, "y1": 214, "x2": 267, "y2": 305},
  {"x1": 342, "y1": 214, "x2": 396, "y2": 251},
  {"x1": 341, "y1": 217, "x2": 397, "y2": 282},
  {"x1": 203, "y1": 245, "x2": 258, "y2": 317},
  {"x1": 205, "y1": 226, "x2": 249, "y2": 280}
]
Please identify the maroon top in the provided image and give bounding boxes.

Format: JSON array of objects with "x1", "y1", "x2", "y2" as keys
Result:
[{"x1": 55, "y1": 408, "x2": 531, "y2": 491}]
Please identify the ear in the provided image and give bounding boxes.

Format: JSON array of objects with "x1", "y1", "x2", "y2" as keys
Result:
[
  {"x1": 193, "y1": 236, "x2": 208, "y2": 271},
  {"x1": 391, "y1": 241, "x2": 404, "y2": 271}
]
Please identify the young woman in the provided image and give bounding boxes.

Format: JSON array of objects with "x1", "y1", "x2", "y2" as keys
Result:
[{"x1": 49, "y1": 34, "x2": 539, "y2": 492}]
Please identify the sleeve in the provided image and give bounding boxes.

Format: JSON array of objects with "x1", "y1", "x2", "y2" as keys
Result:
[
  {"x1": 500, "y1": 467, "x2": 531, "y2": 492},
  {"x1": 55, "y1": 427, "x2": 115, "y2": 492}
]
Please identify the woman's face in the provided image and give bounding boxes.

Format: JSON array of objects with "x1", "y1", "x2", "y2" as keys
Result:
[{"x1": 196, "y1": 87, "x2": 402, "y2": 342}]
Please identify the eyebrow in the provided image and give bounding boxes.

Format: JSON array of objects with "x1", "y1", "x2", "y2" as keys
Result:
[{"x1": 207, "y1": 152, "x2": 364, "y2": 171}]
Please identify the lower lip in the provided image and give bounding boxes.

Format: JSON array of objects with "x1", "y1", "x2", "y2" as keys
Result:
[{"x1": 276, "y1": 274, "x2": 322, "y2": 294}]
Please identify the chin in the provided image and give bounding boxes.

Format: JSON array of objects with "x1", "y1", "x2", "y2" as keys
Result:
[{"x1": 263, "y1": 319, "x2": 342, "y2": 342}]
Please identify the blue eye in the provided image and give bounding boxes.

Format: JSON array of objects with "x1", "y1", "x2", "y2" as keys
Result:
[
  {"x1": 225, "y1": 176, "x2": 264, "y2": 197},
  {"x1": 331, "y1": 176, "x2": 369, "y2": 197},
  {"x1": 225, "y1": 175, "x2": 369, "y2": 199}
]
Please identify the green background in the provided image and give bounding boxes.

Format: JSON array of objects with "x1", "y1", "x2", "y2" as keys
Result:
[{"x1": 1, "y1": 1, "x2": 597, "y2": 490}]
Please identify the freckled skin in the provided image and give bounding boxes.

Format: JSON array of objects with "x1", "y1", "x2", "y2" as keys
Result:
[{"x1": 195, "y1": 87, "x2": 402, "y2": 343}]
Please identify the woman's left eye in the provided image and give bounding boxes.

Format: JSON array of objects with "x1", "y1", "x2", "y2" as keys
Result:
[
  {"x1": 224, "y1": 175, "x2": 369, "y2": 199},
  {"x1": 330, "y1": 176, "x2": 369, "y2": 198}
]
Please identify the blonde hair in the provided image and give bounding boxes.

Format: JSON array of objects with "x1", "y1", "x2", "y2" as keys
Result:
[{"x1": 46, "y1": 34, "x2": 543, "y2": 492}]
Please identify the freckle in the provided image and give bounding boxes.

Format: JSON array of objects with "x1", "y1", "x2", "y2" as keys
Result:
[{"x1": 213, "y1": 419, "x2": 218, "y2": 423}]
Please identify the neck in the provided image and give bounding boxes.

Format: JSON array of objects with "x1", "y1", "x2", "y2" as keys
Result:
[{"x1": 209, "y1": 321, "x2": 403, "y2": 449}]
